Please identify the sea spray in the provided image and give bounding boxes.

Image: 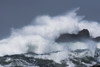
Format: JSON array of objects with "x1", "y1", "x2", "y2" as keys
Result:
[{"x1": 0, "y1": 9, "x2": 100, "y2": 67}]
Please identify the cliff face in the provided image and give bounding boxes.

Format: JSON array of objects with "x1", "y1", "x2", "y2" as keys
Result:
[{"x1": 55, "y1": 29, "x2": 100, "y2": 42}]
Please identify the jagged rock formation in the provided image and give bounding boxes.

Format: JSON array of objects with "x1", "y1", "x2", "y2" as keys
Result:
[
  {"x1": 0, "y1": 53, "x2": 67, "y2": 67},
  {"x1": 0, "y1": 50, "x2": 100, "y2": 67},
  {"x1": 55, "y1": 29, "x2": 100, "y2": 42},
  {"x1": 78, "y1": 29, "x2": 90, "y2": 37}
]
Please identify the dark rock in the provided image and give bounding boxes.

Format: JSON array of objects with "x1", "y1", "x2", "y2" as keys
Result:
[
  {"x1": 55, "y1": 33, "x2": 77, "y2": 42},
  {"x1": 55, "y1": 29, "x2": 90, "y2": 42},
  {"x1": 91, "y1": 65, "x2": 100, "y2": 67},
  {"x1": 94, "y1": 36, "x2": 100, "y2": 42},
  {"x1": 78, "y1": 29, "x2": 90, "y2": 37},
  {"x1": 55, "y1": 29, "x2": 100, "y2": 42},
  {"x1": 0, "y1": 53, "x2": 67, "y2": 67}
]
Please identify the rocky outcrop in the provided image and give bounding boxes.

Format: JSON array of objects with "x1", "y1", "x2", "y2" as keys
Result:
[
  {"x1": 78, "y1": 29, "x2": 90, "y2": 37},
  {"x1": 0, "y1": 53, "x2": 67, "y2": 67},
  {"x1": 0, "y1": 49, "x2": 100, "y2": 67},
  {"x1": 93, "y1": 36, "x2": 100, "y2": 42},
  {"x1": 55, "y1": 29, "x2": 100, "y2": 42}
]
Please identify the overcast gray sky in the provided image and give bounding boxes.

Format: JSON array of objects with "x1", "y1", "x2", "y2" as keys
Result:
[{"x1": 0, "y1": 0, "x2": 100, "y2": 39}]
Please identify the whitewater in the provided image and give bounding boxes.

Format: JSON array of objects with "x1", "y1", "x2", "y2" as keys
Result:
[{"x1": 0, "y1": 8, "x2": 100, "y2": 67}]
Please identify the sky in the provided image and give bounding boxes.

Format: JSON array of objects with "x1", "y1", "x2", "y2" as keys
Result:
[{"x1": 0, "y1": 0, "x2": 100, "y2": 39}]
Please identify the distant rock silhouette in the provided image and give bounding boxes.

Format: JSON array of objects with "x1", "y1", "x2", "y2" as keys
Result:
[
  {"x1": 93, "y1": 36, "x2": 100, "y2": 42},
  {"x1": 55, "y1": 29, "x2": 100, "y2": 42},
  {"x1": 78, "y1": 29, "x2": 90, "y2": 38}
]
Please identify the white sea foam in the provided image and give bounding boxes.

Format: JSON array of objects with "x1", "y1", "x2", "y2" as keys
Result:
[{"x1": 0, "y1": 8, "x2": 99, "y2": 63}]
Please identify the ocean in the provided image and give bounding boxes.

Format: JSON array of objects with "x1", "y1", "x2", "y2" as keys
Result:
[{"x1": 0, "y1": 9, "x2": 100, "y2": 67}]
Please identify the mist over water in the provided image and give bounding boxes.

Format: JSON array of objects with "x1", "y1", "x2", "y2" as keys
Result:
[{"x1": 0, "y1": 9, "x2": 100, "y2": 67}]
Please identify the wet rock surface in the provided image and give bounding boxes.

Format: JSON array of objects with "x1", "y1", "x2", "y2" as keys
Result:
[
  {"x1": 0, "y1": 53, "x2": 67, "y2": 67},
  {"x1": 0, "y1": 49, "x2": 100, "y2": 67}
]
